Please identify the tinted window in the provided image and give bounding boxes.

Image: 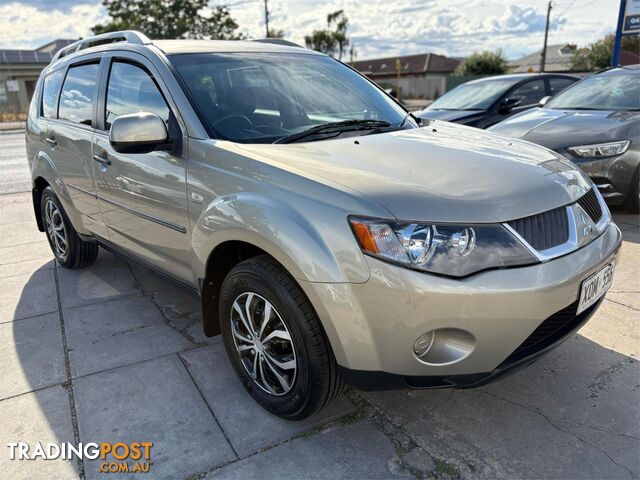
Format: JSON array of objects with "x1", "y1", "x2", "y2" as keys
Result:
[
  {"x1": 549, "y1": 77, "x2": 575, "y2": 95},
  {"x1": 170, "y1": 53, "x2": 407, "y2": 143},
  {"x1": 58, "y1": 63, "x2": 99, "y2": 125},
  {"x1": 105, "y1": 62, "x2": 170, "y2": 130},
  {"x1": 510, "y1": 79, "x2": 546, "y2": 106},
  {"x1": 41, "y1": 69, "x2": 65, "y2": 118}
]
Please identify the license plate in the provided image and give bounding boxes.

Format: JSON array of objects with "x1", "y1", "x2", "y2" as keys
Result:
[{"x1": 577, "y1": 260, "x2": 616, "y2": 315}]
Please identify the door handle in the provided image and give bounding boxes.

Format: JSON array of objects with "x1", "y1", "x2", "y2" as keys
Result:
[
  {"x1": 92, "y1": 154, "x2": 111, "y2": 166},
  {"x1": 45, "y1": 137, "x2": 57, "y2": 147}
]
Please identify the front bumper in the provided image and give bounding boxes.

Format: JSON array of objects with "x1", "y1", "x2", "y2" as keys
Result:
[
  {"x1": 339, "y1": 296, "x2": 603, "y2": 390},
  {"x1": 301, "y1": 222, "x2": 622, "y2": 383}
]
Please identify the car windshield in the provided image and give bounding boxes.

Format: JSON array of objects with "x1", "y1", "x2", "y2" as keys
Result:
[
  {"x1": 427, "y1": 79, "x2": 516, "y2": 110},
  {"x1": 545, "y1": 71, "x2": 640, "y2": 111},
  {"x1": 170, "y1": 52, "x2": 409, "y2": 143}
]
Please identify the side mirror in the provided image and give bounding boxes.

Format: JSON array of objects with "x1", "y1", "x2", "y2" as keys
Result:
[
  {"x1": 499, "y1": 97, "x2": 522, "y2": 114},
  {"x1": 538, "y1": 96, "x2": 552, "y2": 107},
  {"x1": 109, "y1": 112, "x2": 169, "y2": 154}
]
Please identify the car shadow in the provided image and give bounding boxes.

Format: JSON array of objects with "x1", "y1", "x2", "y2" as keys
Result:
[
  {"x1": 611, "y1": 207, "x2": 639, "y2": 245},
  {"x1": 7, "y1": 233, "x2": 639, "y2": 477}
]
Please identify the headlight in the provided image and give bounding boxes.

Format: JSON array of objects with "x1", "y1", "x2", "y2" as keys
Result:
[
  {"x1": 349, "y1": 218, "x2": 538, "y2": 277},
  {"x1": 567, "y1": 141, "x2": 630, "y2": 158}
]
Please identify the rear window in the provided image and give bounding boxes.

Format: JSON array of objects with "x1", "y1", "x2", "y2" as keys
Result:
[
  {"x1": 41, "y1": 69, "x2": 65, "y2": 118},
  {"x1": 58, "y1": 63, "x2": 100, "y2": 126}
]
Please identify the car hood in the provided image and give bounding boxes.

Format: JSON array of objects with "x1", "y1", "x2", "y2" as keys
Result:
[
  {"x1": 417, "y1": 109, "x2": 484, "y2": 123},
  {"x1": 234, "y1": 122, "x2": 591, "y2": 223},
  {"x1": 489, "y1": 108, "x2": 640, "y2": 149}
]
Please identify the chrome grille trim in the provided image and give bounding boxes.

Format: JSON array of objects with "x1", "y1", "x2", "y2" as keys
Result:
[{"x1": 503, "y1": 187, "x2": 611, "y2": 263}]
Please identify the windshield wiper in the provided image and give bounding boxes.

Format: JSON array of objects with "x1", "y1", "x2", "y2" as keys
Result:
[{"x1": 275, "y1": 119, "x2": 391, "y2": 144}]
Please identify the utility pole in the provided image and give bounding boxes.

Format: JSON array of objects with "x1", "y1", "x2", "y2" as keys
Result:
[
  {"x1": 396, "y1": 58, "x2": 401, "y2": 102},
  {"x1": 264, "y1": 0, "x2": 269, "y2": 37},
  {"x1": 540, "y1": 1, "x2": 552, "y2": 72}
]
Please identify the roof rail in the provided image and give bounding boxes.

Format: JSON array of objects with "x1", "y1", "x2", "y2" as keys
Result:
[
  {"x1": 52, "y1": 30, "x2": 151, "y2": 63},
  {"x1": 251, "y1": 38, "x2": 303, "y2": 48}
]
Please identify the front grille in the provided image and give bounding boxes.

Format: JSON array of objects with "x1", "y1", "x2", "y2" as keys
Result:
[
  {"x1": 508, "y1": 206, "x2": 569, "y2": 251},
  {"x1": 578, "y1": 188, "x2": 603, "y2": 224},
  {"x1": 500, "y1": 298, "x2": 603, "y2": 367}
]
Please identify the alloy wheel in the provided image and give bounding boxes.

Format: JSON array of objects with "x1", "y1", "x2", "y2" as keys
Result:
[
  {"x1": 230, "y1": 292, "x2": 297, "y2": 396},
  {"x1": 44, "y1": 199, "x2": 68, "y2": 259}
]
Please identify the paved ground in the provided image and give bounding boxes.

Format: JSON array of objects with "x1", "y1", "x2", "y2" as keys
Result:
[
  {"x1": 0, "y1": 130, "x2": 30, "y2": 195},
  {"x1": 0, "y1": 135, "x2": 639, "y2": 479}
]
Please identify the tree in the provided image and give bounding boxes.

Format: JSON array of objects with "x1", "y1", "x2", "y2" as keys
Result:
[
  {"x1": 304, "y1": 10, "x2": 350, "y2": 60},
  {"x1": 571, "y1": 33, "x2": 640, "y2": 71},
  {"x1": 267, "y1": 29, "x2": 285, "y2": 39},
  {"x1": 93, "y1": 0, "x2": 245, "y2": 40},
  {"x1": 454, "y1": 50, "x2": 507, "y2": 76},
  {"x1": 570, "y1": 41, "x2": 610, "y2": 71}
]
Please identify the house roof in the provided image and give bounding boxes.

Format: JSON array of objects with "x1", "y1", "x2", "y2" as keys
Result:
[
  {"x1": 35, "y1": 39, "x2": 77, "y2": 53},
  {"x1": 508, "y1": 44, "x2": 576, "y2": 73},
  {"x1": 352, "y1": 53, "x2": 460, "y2": 76},
  {"x1": 509, "y1": 43, "x2": 640, "y2": 72},
  {"x1": 618, "y1": 49, "x2": 640, "y2": 66}
]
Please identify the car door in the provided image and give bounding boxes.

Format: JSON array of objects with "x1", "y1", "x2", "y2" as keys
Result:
[
  {"x1": 46, "y1": 57, "x2": 108, "y2": 238},
  {"x1": 482, "y1": 78, "x2": 547, "y2": 129},
  {"x1": 92, "y1": 52, "x2": 192, "y2": 283},
  {"x1": 506, "y1": 78, "x2": 547, "y2": 115}
]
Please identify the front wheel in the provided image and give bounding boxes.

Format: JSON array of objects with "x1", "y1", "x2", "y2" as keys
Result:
[
  {"x1": 624, "y1": 167, "x2": 639, "y2": 214},
  {"x1": 41, "y1": 187, "x2": 98, "y2": 269},
  {"x1": 219, "y1": 255, "x2": 343, "y2": 420}
]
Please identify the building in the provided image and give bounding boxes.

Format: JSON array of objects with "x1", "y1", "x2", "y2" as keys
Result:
[
  {"x1": 508, "y1": 43, "x2": 640, "y2": 73},
  {"x1": 508, "y1": 44, "x2": 577, "y2": 73},
  {"x1": 352, "y1": 53, "x2": 461, "y2": 99},
  {"x1": 0, "y1": 39, "x2": 77, "y2": 118}
]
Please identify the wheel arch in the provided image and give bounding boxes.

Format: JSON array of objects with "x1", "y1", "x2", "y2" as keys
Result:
[{"x1": 32, "y1": 176, "x2": 50, "y2": 232}]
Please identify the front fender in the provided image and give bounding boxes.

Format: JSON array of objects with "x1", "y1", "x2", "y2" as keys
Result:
[{"x1": 191, "y1": 191, "x2": 371, "y2": 284}]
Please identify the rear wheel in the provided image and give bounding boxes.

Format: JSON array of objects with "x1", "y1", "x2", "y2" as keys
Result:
[
  {"x1": 41, "y1": 187, "x2": 98, "y2": 269},
  {"x1": 219, "y1": 255, "x2": 343, "y2": 420}
]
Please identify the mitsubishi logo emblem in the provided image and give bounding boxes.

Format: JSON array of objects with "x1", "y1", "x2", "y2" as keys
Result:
[{"x1": 580, "y1": 212, "x2": 593, "y2": 237}]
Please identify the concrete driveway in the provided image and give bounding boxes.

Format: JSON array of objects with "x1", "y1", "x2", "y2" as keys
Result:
[{"x1": 1, "y1": 131, "x2": 638, "y2": 479}]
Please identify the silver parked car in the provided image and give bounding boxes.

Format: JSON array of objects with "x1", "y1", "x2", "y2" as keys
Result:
[{"x1": 26, "y1": 31, "x2": 621, "y2": 420}]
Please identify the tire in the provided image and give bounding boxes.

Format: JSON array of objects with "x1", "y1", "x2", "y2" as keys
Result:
[
  {"x1": 219, "y1": 255, "x2": 343, "y2": 420},
  {"x1": 624, "y1": 167, "x2": 639, "y2": 214},
  {"x1": 41, "y1": 187, "x2": 99, "y2": 269}
]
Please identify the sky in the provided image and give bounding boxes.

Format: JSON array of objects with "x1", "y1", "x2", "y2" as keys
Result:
[{"x1": 0, "y1": 0, "x2": 619, "y2": 60}]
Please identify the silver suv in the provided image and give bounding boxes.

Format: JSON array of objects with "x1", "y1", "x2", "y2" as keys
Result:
[{"x1": 27, "y1": 31, "x2": 621, "y2": 419}]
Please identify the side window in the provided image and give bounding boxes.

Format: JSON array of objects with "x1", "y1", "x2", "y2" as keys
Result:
[
  {"x1": 510, "y1": 79, "x2": 546, "y2": 106},
  {"x1": 549, "y1": 77, "x2": 575, "y2": 95},
  {"x1": 105, "y1": 61, "x2": 170, "y2": 130},
  {"x1": 41, "y1": 69, "x2": 65, "y2": 118},
  {"x1": 58, "y1": 63, "x2": 100, "y2": 125}
]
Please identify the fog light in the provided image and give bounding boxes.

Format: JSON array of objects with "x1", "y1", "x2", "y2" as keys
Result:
[
  {"x1": 413, "y1": 328, "x2": 475, "y2": 365},
  {"x1": 413, "y1": 331, "x2": 435, "y2": 357}
]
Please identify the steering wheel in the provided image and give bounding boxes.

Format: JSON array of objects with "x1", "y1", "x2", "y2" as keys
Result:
[{"x1": 212, "y1": 114, "x2": 253, "y2": 131}]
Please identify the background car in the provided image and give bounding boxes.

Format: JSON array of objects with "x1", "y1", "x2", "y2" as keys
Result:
[
  {"x1": 416, "y1": 73, "x2": 578, "y2": 129},
  {"x1": 490, "y1": 66, "x2": 640, "y2": 213}
]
